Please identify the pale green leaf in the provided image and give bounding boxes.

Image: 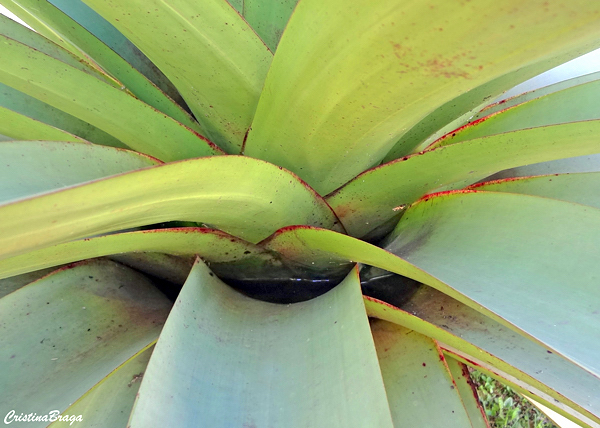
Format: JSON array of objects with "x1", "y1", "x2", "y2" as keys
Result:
[
  {"x1": 48, "y1": 345, "x2": 154, "y2": 428},
  {"x1": 0, "y1": 259, "x2": 171, "y2": 426},
  {"x1": 327, "y1": 121, "x2": 600, "y2": 238},
  {"x1": 0, "y1": 82, "x2": 126, "y2": 148},
  {"x1": 0, "y1": 108, "x2": 84, "y2": 142},
  {"x1": 0, "y1": 35, "x2": 221, "y2": 161},
  {"x1": 0, "y1": 228, "x2": 276, "y2": 281},
  {"x1": 245, "y1": 0, "x2": 600, "y2": 194},
  {"x1": 364, "y1": 289, "x2": 600, "y2": 427},
  {"x1": 445, "y1": 358, "x2": 489, "y2": 428},
  {"x1": 371, "y1": 319, "x2": 474, "y2": 427},
  {"x1": 430, "y1": 78, "x2": 600, "y2": 149},
  {"x1": 384, "y1": 191, "x2": 600, "y2": 376},
  {"x1": 242, "y1": 0, "x2": 299, "y2": 51},
  {"x1": 0, "y1": 156, "x2": 344, "y2": 259},
  {"x1": 82, "y1": 0, "x2": 273, "y2": 153},
  {"x1": 471, "y1": 172, "x2": 600, "y2": 209},
  {"x1": 1, "y1": 0, "x2": 202, "y2": 130},
  {"x1": 0, "y1": 141, "x2": 159, "y2": 204},
  {"x1": 128, "y1": 260, "x2": 393, "y2": 428}
]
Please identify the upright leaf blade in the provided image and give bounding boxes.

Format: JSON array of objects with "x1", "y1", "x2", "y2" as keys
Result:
[
  {"x1": 129, "y1": 260, "x2": 394, "y2": 428},
  {"x1": 371, "y1": 319, "x2": 476, "y2": 428},
  {"x1": 0, "y1": 35, "x2": 220, "y2": 161},
  {"x1": 82, "y1": 0, "x2": 273, "y2": 153},
  {"x1": 245, "y1": 0, "x2": 600, "y2": 194}
]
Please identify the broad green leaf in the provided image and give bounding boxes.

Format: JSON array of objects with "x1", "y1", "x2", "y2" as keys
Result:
[
  {"x1": 327, "y1": 121, "x2": 600, "y2": 238},
  {"x1": 445, "y1": 358, "x2": 489, "y2": 428},
  {"x1": 0, "y1": 108, "x2": 84, "y2": 142},
  {"x1": 45, "y1": 0, "x2": 188, "y2": 106},
  {"x1": 0, "y1": 156, "x2": 344, "y2": 259},
  {"x1": 242, "y1": 0, "x2": 298, "y2": 51},
  {"x1": 128, "y1": 260, "x2": 393, "y2": 428},
  {"x1": 475, "y1": 72, "x2": 600, "y2": 122},
  {"x1": 429, "y1": 79, "x2": 600, "y2": 149},
  {"x1": 0, "y1": 259, "x2": 171, "y2": 426},
  {"x1": 1, "y1": 0, "x2": 202, "y2": 130},
  {"x1": 364, "y1": 290, "x2": 600, "y2": 427},
  {"x1": 48, "y1": 345, "x2": 154, "y2": 428},
  {"x1": 82, "y1": 0, "x2": 273, "y2": 153},
  {"x1": 0, "y1": 35, "x2": 220, "y2": 161},
  {"x1": 244, "y1": 0, "x2": 600, "y2": 194},
  {"x1": 384, "y1": 191, "x2": 600, "y2": 376},
  {"x1": 470, "y1": 173, "x2": 600, "y2": 209},
  {"x1": 0, "y1": 13, "x2": 118, "y2": 86},
  {"x1": 484, "y1": 155, "x2": 600, "y2": 181},
  {"x1": 0, "y1": 228, "x2": 277, "y2": 281},
  {"x1": 371, "y1": 319, "x2": 474, "y2": 427},
  {"x1": 0, "y1": 267, "x2": 57, "y2": 298},
  {"x1": 0, "y1": 141, "x2": 159, "y2": 204},
  {"x1": 0, "y1": 82, "x2": 125, "y2": 148}
]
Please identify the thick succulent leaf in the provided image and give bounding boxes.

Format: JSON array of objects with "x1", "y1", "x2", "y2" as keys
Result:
[
  {"x1": 48, "y1": 345, "x2": 154, "y2": 428},
  {"x1": 45, "y1": 0, "x2": 188, "y2": 106},
  {"x1": 241, "y1": 0, "x2": 299, "y2": 51},
  {"x1": 82, "y1": 0, "x2": 273, "y2": 153},
  {"x1": 0, "y1": 141, "x2": 159, "y2": 204},
  {"x1": 470, "y1": 173, "x2": 600, "y2": 209},
  {"x1": 0, "y1": 12, "x2": 118, "y2": 86},
  {"x1": 364, "y1": 291, "x2": 600, "y2": 427},
  {"x1": 244, "y1": 0, "x2": 600, "y2": 194},
  {"x1": 445, "y1": 358, "x2": 490, "y2": 428},
  {"x1": 327, "y1": 120, "x2": 600, "y2": 238},
  {"x1": 0, "y1": 108, "x2": 84, "y2": 142},
  {"x1": 0, "y1": 83, "x2": 126, "y2": 147},
  {"x1": 0, "y1": 267, "x2": 57, "y2": 298},
  {"x1": 0, "y1": 0, "x2": 201, "y2": 130},
  {"x1": 385, "y1": 191, "x2": 600, "y2": 376},
  {"x1": 0, "y1": 35, "x2": 220, "y2": 161},
  {"x1": 0, "y1": 259, "x2": 171, "y2": 426},
  {"x1": 128, "y1": 260, "x2": 393, "y2": 428},
  {"x1": 371, "y1": 319, "x2": 476, "y2": 427},
  {"x1": 430, "y1": 79, "x2": 600, "y2": 149},
  {"x1": 0, "y1": 156, "x2": 344, "y2": 259},
  {"x1": 0, "y1": 228, "x2": 276, "y2": 280},
  {"x1": 484, "y1": 154, "x2": 600, "y2": 181},
  {"x1": 476, "y1": 72, "x2": 600, "y2": 121}
]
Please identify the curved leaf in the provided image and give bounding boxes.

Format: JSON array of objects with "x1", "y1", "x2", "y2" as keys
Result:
[
  {"x1": 241, "y1": 0, "x2": 299, "y2": 51},
  {"x1": 0, "y1": 141, "x2": 159, "y2": 204},
  {"x1": 384, "y1": 191, "x2": 600, "y2": 376},
  {"x1": 371, "y1": 319, "x2": 476, "y2": 427},
  {"x1": 48, "y1": 345, "x2": 154, "y2": 428},
  {"x1": 0, "y1": 228, "x2": 277, "y2": 280},
  {"x1": 0, "y1": 82, "x2": 126, "y2": 148},
  {"x1": 245, "y1": 0, "x2": 600, "y2": 194},
  {"x1": 364, "y1": 287, "x2": 600, "y2": 426},
  {"x1": 82, "y1": 0, "x2": 273, "y2": 153},
  {"x1": 0, "y1": 108, "x2": 84, "y2": 142},
  {"x1": 484, "y1": 154, "x2": 600, "y2": 181},
  {"x1": 429, "y1": 79, "x2": 600, "y2": 149},
  {"x1": 1, "y1": 0, "x2": 201, "y2": 130},
  {"x1": 128, "y1": 260, "x2": 393, "y2": 428},
  {"x1": 470, "y1": 173, "x2": 600, "y2": 209},
  {"x1": 0, "y1": 34, "x2": 220, "y2": 161},
  {"x1": 0, "y1": 156, "x2": 344, "y2": 259},
  {"x1": 327, "y1": 121, "x2": 600, "y2": 238},
  {"x1": 0, "y1": 259, "x2": 171, "y2": 426}
]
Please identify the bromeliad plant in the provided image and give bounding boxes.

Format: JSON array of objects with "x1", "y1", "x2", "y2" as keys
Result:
[{"x1": 1, "y1": 0, "x2": 600, "y2": 426}]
